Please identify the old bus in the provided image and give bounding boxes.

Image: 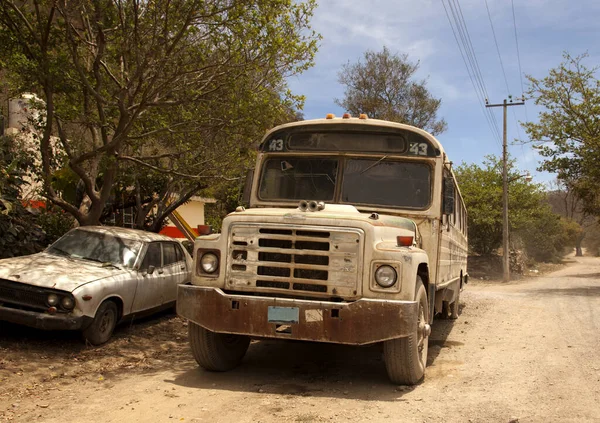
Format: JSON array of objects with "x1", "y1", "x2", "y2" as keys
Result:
[{"x1": 177, "y1": 114, "x2": 468, "y2": 385}]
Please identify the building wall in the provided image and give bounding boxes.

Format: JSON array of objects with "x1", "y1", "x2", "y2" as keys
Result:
[{"x1": 160, "y1": 197, "x2": 214, "y2": 239}]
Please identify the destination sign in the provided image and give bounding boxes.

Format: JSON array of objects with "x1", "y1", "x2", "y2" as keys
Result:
[{"x1": 260, "y1": 125, "x2": 440, "y2": 157}]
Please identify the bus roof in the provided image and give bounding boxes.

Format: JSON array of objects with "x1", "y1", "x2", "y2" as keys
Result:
[{"x1": 260, "y1": 117, "x2": 446, "y2": 157}]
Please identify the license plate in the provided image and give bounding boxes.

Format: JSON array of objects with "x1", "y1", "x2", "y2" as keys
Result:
[{"x1": 268, "y1": 306, "x2": 299, "y2": 324}]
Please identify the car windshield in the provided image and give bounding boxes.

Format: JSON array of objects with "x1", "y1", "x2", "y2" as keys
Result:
[
  {"x1": 47, "y1": 229, "x2": 143, "y2": 268},
  {"x1": 258, "y1": 156, "x2": 431, "y2": 209}
]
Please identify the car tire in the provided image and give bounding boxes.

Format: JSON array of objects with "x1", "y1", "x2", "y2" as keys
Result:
[
  {"x1": 82, "y1": 300, "x2": 118, "y2": 346},
  {"x1": 189, "y1": 322, "x2": 250, "y2": 371},
  {"x1": 383, "y1": 278, "x2": 429, "y2": 385}
]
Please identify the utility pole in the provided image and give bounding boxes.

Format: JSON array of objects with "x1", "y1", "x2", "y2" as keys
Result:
[{"x1": 486, "y1": 97, "x2": 525, "y2": 282}]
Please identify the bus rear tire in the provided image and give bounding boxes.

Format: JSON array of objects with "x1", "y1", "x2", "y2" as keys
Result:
[
  {"x1": 449, "y1": 287, "x2": 460, "y2": 319},
  {"x1": 384, "y1": 278, "x2": 429, "y2": 385},
  {"x1": 189, "y1": 322, "x2": 250, "y2": 371}
]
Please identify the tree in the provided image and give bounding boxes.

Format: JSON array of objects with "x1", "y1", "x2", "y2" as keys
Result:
[
  {"x1": 523, "y1": 52, "x2": 600, "y2": 217},
  {"x1": 455, "y1": 156, "x2": 577, "y2": 262},
  {"x1": 0, "y1": 135, "x2": 46, "y2": 258},
  {"x1": 546, "y1": 179, "x2": 598, "y2": 256},
  {"x1": 0, "y1": 0, "x2": 319, "y2": 229},
  {"x1": 335, "y1": 46, "x2": 447, "y2": 135}
]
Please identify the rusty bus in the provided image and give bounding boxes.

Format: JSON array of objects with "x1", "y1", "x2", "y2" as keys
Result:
[{"x1": 177, "y1": 114, "x2": 468, "y2": 384}]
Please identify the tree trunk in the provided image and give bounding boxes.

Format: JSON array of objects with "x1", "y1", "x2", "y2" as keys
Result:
[{"x1": 575, "y1": 232, "x2": 585, "y2": 256}]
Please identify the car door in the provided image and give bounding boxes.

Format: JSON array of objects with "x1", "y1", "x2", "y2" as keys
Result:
[
  {"x1": 131, "y1": 242, "x2": 167, "y2": 312},
  {"x1": 160, "y1": 242, "x2": 188, "y2": 305}
]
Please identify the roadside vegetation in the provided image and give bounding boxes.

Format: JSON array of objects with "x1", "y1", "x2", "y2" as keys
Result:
[
  {"x1": 0, "y1": 0, "x2": 320, "y2": 233},
  {"x1": 1, "y1": 1, "x2": 599, "y2": 269},
  {"x1": 455, "y1": 157, "x2": 582, "y2": 278}
]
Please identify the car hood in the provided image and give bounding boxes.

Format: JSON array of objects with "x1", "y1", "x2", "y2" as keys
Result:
[{"x1": 0, "y1": 252, "x2": 127, "y2": 292}]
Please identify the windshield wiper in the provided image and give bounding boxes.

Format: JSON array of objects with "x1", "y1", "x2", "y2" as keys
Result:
[
  {"x1": 360, "y1": 155, "x2": 387, "y2": 174},
  {"x1": 48, "y1": 247, "x2": 72, "y2": 258},
  {"x1": 79, "y1": 256, "x2": 121, "y2": 270}
]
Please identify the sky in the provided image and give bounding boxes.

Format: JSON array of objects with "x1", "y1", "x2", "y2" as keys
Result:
[{"x1": 287, "y1": 0, "x2": 600, "y2": 185}]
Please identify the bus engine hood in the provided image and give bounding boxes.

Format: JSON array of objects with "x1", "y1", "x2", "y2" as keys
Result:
[{"x1": 227, "y1": 204, "x2": 419, "y2": 241}]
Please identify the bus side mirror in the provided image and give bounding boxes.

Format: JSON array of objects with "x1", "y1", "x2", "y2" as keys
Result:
[
  {"x1": 443, "y1": 178, "x2": 455, "y2": 215},
  {"x1": 242, "y1": 169, "x2": 254, "y2": 205}
]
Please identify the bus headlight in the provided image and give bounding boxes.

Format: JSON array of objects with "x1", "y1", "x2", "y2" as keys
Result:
[
  {"x1": 375, "y1": 265, "x2": 397, "y2": 288},
  {"x1": 200, "y1": 253, "x2": 219, "y2": 274}
]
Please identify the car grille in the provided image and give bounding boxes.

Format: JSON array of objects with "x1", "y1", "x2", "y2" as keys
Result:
[
  {"x1": 0, "y1": 278, "x2": 52, "y2": 311},
  {"x1": 226, "y1": 224, "x2": 363, "y2": 299}
]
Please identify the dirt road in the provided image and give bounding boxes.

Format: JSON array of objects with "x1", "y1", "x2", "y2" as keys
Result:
[{"x1": 2, "y1": 256, "x2": 599, "y2": 423}]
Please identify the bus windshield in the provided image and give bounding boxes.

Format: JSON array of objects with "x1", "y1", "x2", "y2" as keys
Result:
[{"x1": 258, "y1": 157, "x2": 431, "y2": 209}]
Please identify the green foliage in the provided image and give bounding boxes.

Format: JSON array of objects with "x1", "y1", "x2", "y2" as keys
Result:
[
  {"x1": 202, "y1": 178, "x2": 249, "y2": 233},
  {"x1": 518, "y1": 211, "x2": 580, "y2": 262},
  {"x1": 455, "y1": 156, "x2": 575, "y2": 262},
  {"x1": 0, "y1": 0, "x2": 320, "y2": 229},
  {"x1": 0, "y1": 136, "x2": 46, "y2": 258},
  {"x1": 524, "y1": 52, "x2": 600, "y2": 217},
  {"x1": 335, "y1": 46, "x2": 447, "y2": 135},
  {"x1": 582, "y1": 223, "x2": 600, "y2": 256},
  {"x1": 36, "y1": 206, "x2": 74, "y2": 244}
]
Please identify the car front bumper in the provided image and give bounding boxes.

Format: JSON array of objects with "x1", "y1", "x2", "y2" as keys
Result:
[
  {"x1": 177, "y1": 285, "x2": 418, "y2": 345},
  {"x1": 0, "y1": 305, "x2": 90, "y2": 331}
]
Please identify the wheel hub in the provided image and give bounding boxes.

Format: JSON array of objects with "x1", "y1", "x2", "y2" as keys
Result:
[{"x1": 419, "y1": 322, "x2": 431, "y2": 337}]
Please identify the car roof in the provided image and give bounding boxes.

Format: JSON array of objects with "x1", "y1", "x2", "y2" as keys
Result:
[{"x1": 75, "y1": 226, "x2": 178, "y2": 243}]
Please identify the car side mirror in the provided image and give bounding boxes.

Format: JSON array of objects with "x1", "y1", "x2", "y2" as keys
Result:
[{"x1": 146, "y1": 265, "x2": 156, "y2": 275}]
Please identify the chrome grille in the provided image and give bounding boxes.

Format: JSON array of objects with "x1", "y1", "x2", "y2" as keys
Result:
[
  {"x1": 0, "y1": 278, "x2": 50, "y2": 311},
  {"x1": 226, "y1": 224, "x2": 363, "y2": 299}
]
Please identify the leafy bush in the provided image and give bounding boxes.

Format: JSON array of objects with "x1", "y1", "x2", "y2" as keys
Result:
[
  {"x1": 0, "y1": 135, "x2": 46, "y2": 258},
  {"x1": 456, "y1": 156, "x2": 579, "y2": 263},
  {"x1": 36, "y1": 205, "x2": 74, "y2": 244}
]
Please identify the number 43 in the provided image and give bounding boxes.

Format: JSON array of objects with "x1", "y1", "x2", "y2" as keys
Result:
[
  {"x1": 409, "y1": 142, "x2": 428, "y2": 156},
  {"x1": 269, "y1": 139, "x2": 284, "y2": 151}
]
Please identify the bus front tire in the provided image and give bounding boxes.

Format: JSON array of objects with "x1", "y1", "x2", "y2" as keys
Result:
[
  {"x1": 383, "y1": 278, "x2": 429, "y2": 385},
  {"x1": 189, "y1": 322, "x2": 250, "y2": 371}
]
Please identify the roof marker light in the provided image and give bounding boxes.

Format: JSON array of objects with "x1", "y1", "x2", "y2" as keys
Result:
[
  {"x1": 342, "y1": 113, "x2": 351, "y2": 119},
  {"x1": 359, "y1": 113, "x2": 368, "y2": 120},
  {"x1": 325, "y1": 113, "x2": 335, "y2": 119}
]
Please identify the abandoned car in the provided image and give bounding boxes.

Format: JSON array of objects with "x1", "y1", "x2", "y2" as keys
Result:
[{"x1": 0, "y1": 226, "x2": 192, "y2": 344}]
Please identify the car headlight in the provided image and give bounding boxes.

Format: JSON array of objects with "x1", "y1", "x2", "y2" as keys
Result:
[
  {"x1": 47, "y1": 293, "x2": 59, "y2": 306},
  {"x1": 200, "y1": 253, "x2": 219, "y2": 274},
  {"x1": 61, "y1": 296, "x2": 75, "y2": 310},
  {"x1": 375, "y1": 265, "x2": 397, "y2": 288}
]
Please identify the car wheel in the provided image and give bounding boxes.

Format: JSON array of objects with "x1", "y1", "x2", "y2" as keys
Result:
[{"x1": 82, "y1": 300, "x2": 118, "y2": 346}]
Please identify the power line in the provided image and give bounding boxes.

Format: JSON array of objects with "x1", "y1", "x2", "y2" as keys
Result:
[
  {"x1": 510, "y1": 0, "x2": 530, "y2": 124},
  {"x1": 511, "y1": 0, "x2": 525, "y2": 97},
  {"x1": 484, "y1": 0, "x2": 512, "y2": 96},
  {"x1": 508, "y1": 0, "x2": 529, "y2": 170},
  {"x1": 452, "y1": 0, "x2": 503, "y2": 142},
  {"x1": 441, "y1": 0, "x2": 502, "y2": 146},
  {"x1": 454, "y1": 0, "x2": 490, "y2": 99}
]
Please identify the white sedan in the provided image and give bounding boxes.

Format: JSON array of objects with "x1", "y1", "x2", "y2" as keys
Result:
[{"x1": 0, "y1": 226, "x2": 192, "y2": 345}]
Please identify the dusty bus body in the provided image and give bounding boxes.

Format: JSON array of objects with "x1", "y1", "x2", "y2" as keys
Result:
[{"x1": 177, "y1": 115, "x2": 468, "y2": 384}]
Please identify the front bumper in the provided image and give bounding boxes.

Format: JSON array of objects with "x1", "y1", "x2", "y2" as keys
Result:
[
  {"x1": 0, "y1": 305, "x2": 89, "y2": 331},
  {"x1": 177, "y1": 285, "x2": 418, "y2": 345}
]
